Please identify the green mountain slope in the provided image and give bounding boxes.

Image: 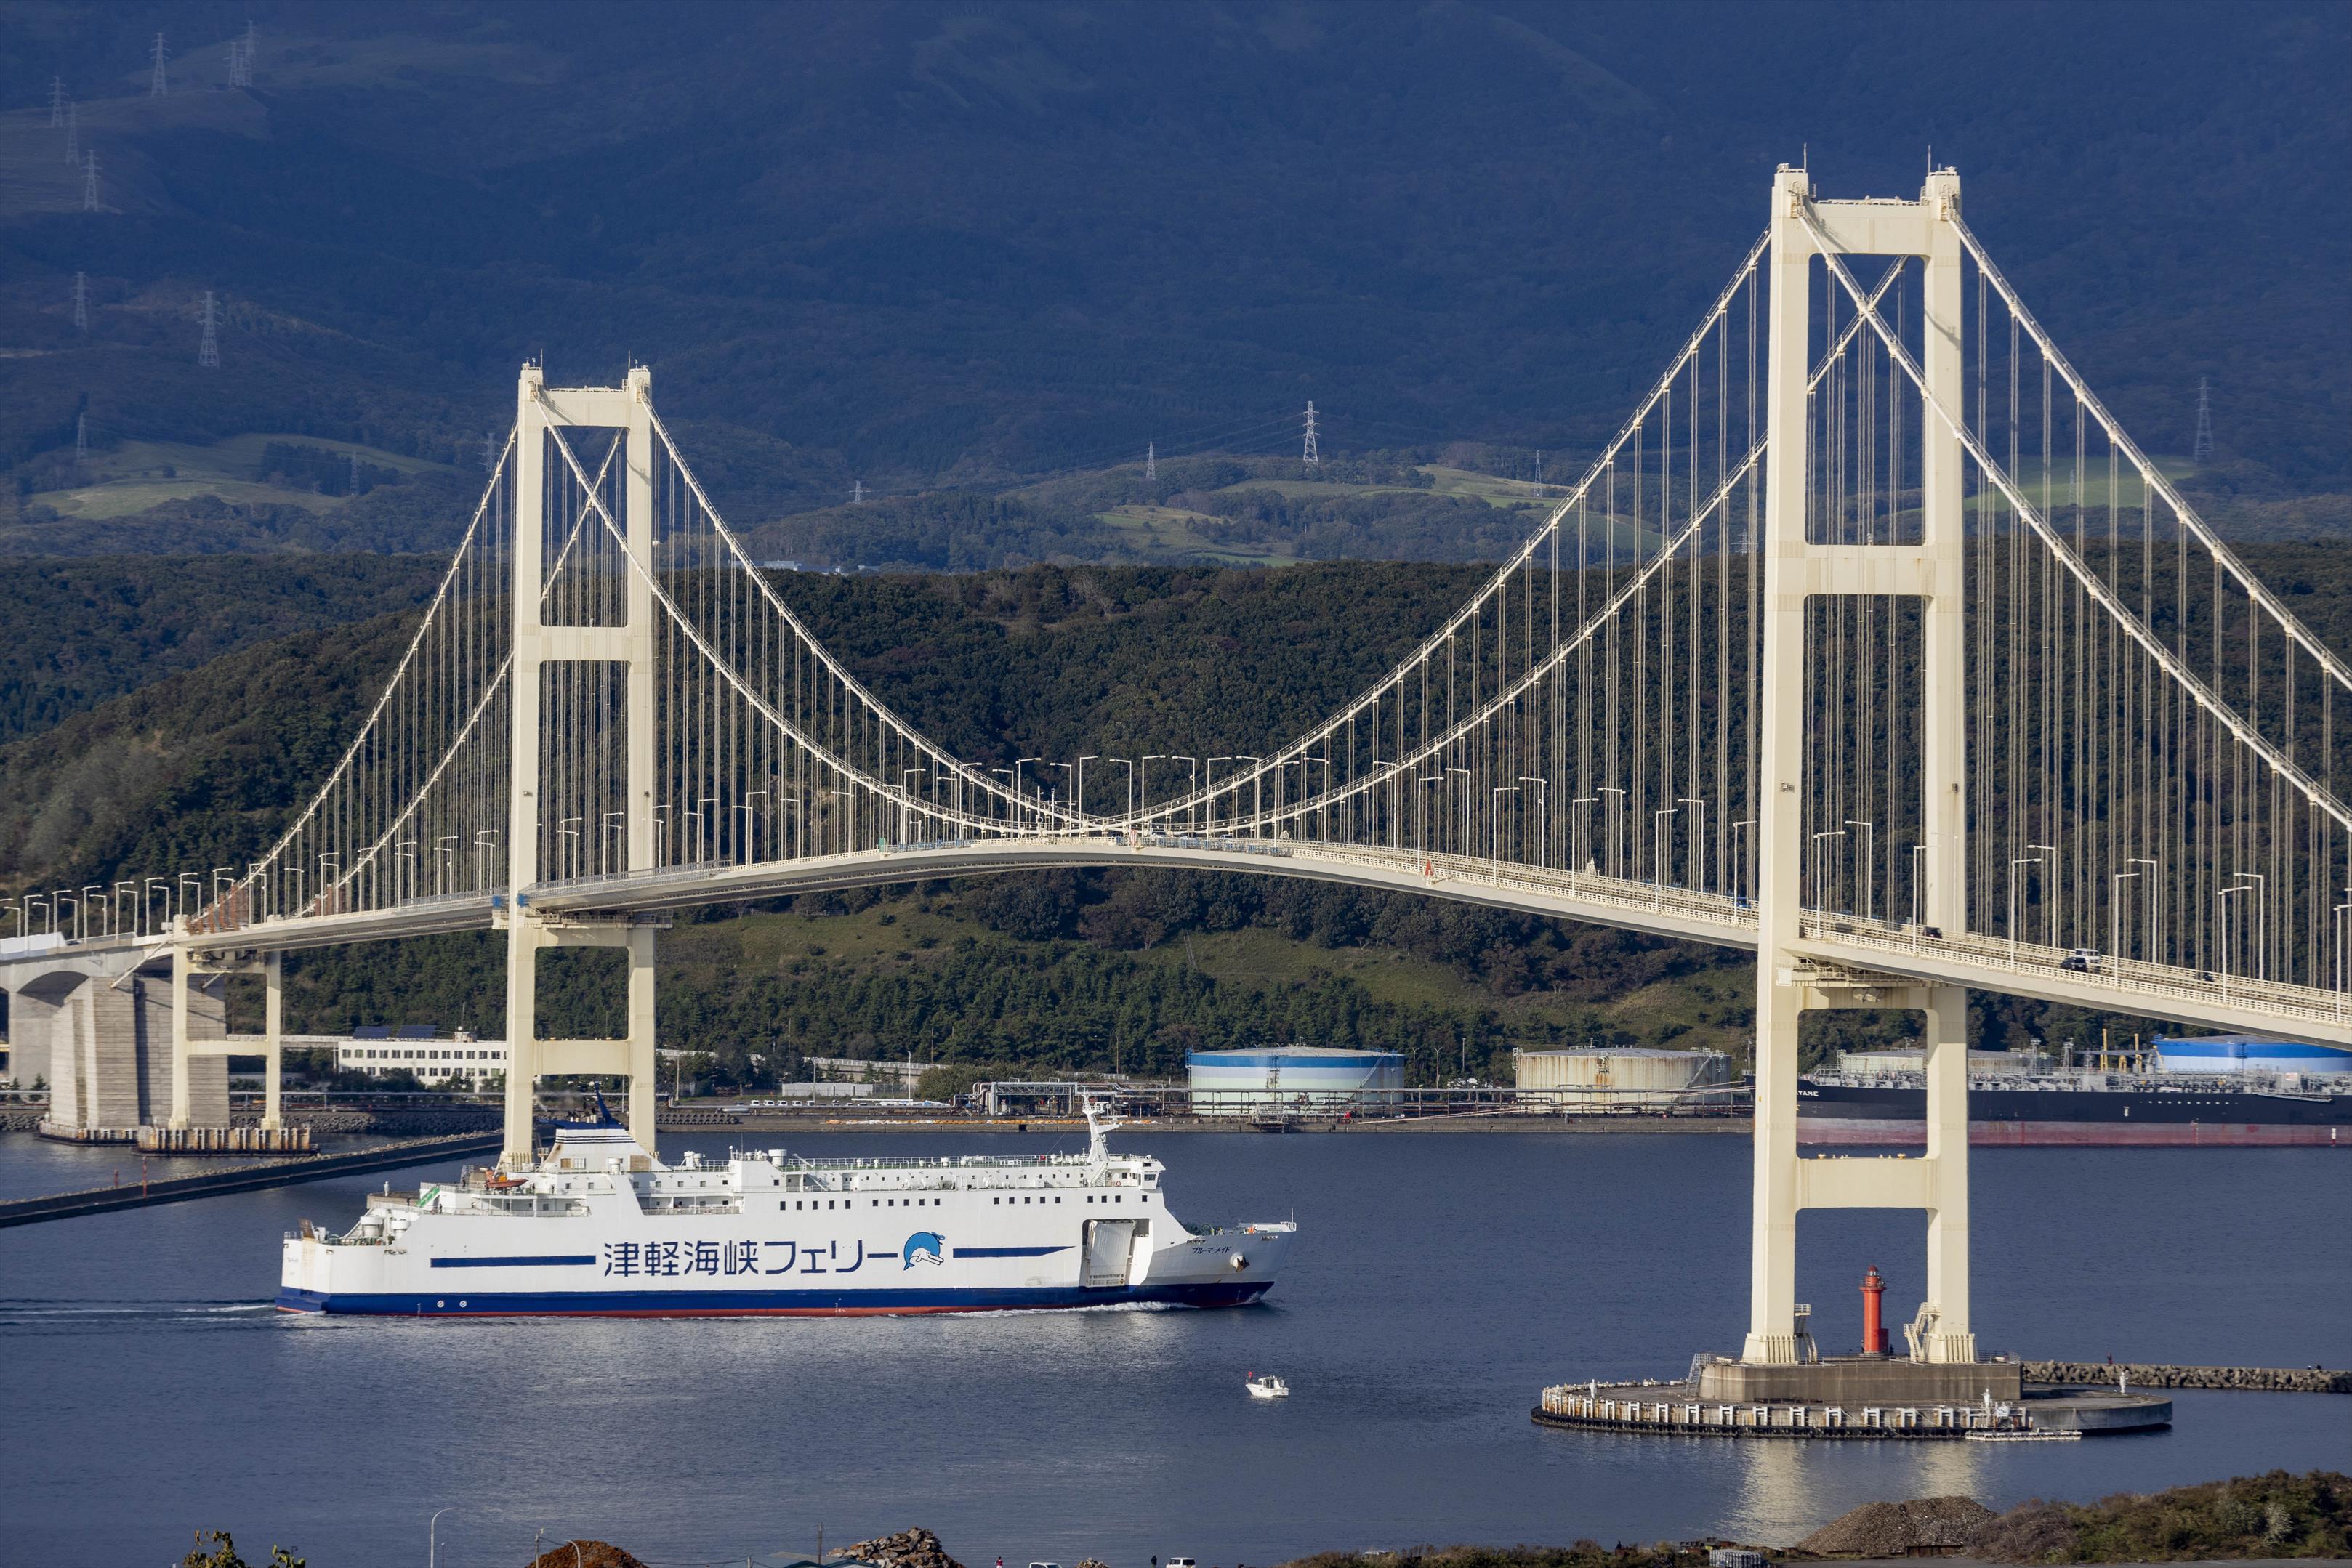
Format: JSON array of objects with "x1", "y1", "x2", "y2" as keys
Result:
[{"x1": 0, "y1": 553, "x2": 445, "y2": 745}]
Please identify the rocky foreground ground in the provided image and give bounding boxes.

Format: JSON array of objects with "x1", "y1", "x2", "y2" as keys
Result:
[{"x1": 180, "y1": 1468, "x2": 2351, "y2": 1568}]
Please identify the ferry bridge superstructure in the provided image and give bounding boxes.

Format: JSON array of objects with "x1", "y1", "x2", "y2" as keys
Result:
[{"x1": 12, "y1": 168, "x2": 2352, "y2": 1367}]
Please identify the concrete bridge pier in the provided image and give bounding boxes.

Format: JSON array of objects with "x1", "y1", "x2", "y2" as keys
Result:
[{"x1": 1, "y1": 945, "x2": 229, "y2": 1137}]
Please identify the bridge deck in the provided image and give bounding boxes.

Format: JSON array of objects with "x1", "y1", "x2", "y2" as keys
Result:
[{"x1": 46, "y1": 836, "x2": 2343, "y2": 1049}]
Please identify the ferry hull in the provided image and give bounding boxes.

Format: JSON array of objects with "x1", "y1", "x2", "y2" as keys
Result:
[
  {"x1": 280, "y1": 1107, "x2": 1299, "y2": 1317},
  {"x1": 275, "y1": 1280, "x2": 1273, "y2": 1316}
]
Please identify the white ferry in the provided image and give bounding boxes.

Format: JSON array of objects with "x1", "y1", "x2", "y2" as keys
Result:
[{"x1": 278, "y1": 1101, "x2": 1297, "y2": 1316}]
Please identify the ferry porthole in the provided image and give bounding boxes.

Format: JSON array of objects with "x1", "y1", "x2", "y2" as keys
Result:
[{"x1": 436, "y1": 1299, "x2": 445, "y2": 1308}]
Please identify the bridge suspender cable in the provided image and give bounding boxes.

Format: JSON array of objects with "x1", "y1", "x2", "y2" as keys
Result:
[
  {"x1": 1797, "y1": 203, "x2": 2352, "y2": 836},
  {"x1": 1117, "y1": 227, "x2": 1776, "y2": 829},
  {"x1": 1167, "y1": 255, "x2": 1910, "y2": 838},
  {"x1": 544, "y1": 425, "x2": 1036, "y2": 840},
  {"x1": 1949, "y1": 215, "x2": 2352, "y2": 703},
  {"x1": 643, "y1": 409, "x2": 1079, "y2": 830}
]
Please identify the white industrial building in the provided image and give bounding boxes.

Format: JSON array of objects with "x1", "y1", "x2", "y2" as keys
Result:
[
  {"x1": 1187, "y1": 1046, "x2": 1403, "y2": 1112},
  {"x1": 334, "y1": 1027, "x2": 507, "y2": 1082},
  {"x1": 1513, "y1": 1047, "x2": 1733, "y2": 1109}
]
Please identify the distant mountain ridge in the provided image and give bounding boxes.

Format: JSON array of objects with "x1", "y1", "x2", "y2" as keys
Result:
[{"x1": 0, "y1": 1, "x2": 2341, "y2": 559}]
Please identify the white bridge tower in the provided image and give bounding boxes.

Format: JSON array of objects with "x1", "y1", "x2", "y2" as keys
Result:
[
  {"x1": 501, "y1": 365, "x2": 663, "y2": 1165},
  {"x1": 1747, "y1": 166, "x2": 1976, "y2": 1367}
]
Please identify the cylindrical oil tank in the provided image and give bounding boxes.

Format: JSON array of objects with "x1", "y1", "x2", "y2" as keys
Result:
[
  {"x1": 1187, "y1": 1046, "x2": 1403, "y2": 1113},
  {"x1": 1512, "y1": 1046, "x2": 1732, "y2": 1110},
  {"x1": 2153, "y1": 1035, "x2": 2352, "y2": 1076}
]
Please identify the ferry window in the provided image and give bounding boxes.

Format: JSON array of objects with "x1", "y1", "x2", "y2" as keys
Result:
[
  {"x1": 1055, "y1": 1196, "x2": 1062, "y2": 1204},
  {"x1": 779, "y1": 1200, "x2": 789, "y2": 1211}
]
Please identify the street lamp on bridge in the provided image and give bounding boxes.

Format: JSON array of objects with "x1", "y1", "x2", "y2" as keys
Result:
[
  {"x1": 2008, "y1": 852, "x2": 2045, "y2": 968},
  {"x1": 2220, "y1": 873, "x2": 2266, "y2": 983},
  {"x1": 1521, "y1": 777, "x2": 1549, "y2": 869},
  {"x1": 1811, "y1": 829, "x2": 1845, "y2": 913},
  {"x1": 2126, "y1": 857, "x2": 2161, "y2": 962},
  {"x1": 1680, "y1": 797, "x2": 1709, "y2": 891},
  {"x1": 1598, "y1": 787, "x2": 1626, "y2": 877},
  {"x1": 1140, "y1": 756, "x2": 1169, "y2": 827},
  {"x1": 1103, "y1": 757, "x2": 1135, "y2": 818},
  {"x1": 1845, "y1": 819, "x2": 1872, "y2": 918},
  {"x1": 1012, "y1": 758, "x2": 1042, "y2": 831},
  {"x1": 2026, "y1": 844, "x2": 2058, "y2": 947}
]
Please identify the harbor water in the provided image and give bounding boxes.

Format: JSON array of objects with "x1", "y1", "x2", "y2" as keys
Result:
[{"x1": 1, "y1": 1128, "x2": 2345, "y2": 1566}]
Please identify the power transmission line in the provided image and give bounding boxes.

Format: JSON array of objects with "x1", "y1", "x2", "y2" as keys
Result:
[
  {"x1": 1144, "y1": 441, "x2": 1156, "y2": 482},
  {"x1": 49, "y1": 77, "x2": 65, "y2": 126},
  {"x1": 151, "y1": 32, "x2": 169, "y2": 97},
  {"x1": 198, "y1": 290, "x2": 220, "y2": 368},
  {"x1": 2193, "y1": 377, "x2": 2213, "y2": 464},
  {"x1": 74, "y1": 412, "x2": 88, "y2": 469},
  {"x1": 81, "y1": 150, "x2": 100, "y2": 212},
  {"x1": 64, "y1": 100, "x2": 78, "y2": 166},
  {"x1": 72, "y1": 271, "x2": 88, "y2": 332},
  {"x1": 228, "y1": 21, "x2": 257, "y2": 88},
  {"x1": 1302, "y1": 401, "x2": 1320, "y2": 467}
]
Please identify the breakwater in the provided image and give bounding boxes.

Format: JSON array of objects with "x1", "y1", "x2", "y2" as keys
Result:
[
  {"x1": 0, "y1": 1130, "x2": 502, "y2": 1228},
  {"x1": 2023, "y1": 1360, "x2": 2351, "y2": 1393}
]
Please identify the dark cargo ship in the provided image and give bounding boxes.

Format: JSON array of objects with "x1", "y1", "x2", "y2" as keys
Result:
[{"x1": 1799, "y1": 1072, "x2": 2350, "y2": 1146}]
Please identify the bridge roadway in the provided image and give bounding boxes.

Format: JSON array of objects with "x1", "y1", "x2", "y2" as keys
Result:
[{"x1": 118, "y1": 833, "x2": 2352, "y2": 1051}]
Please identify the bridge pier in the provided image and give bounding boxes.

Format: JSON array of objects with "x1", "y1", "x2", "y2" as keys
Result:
[
  {"x1": 0, "y1": 945, "x2": 229, "y2": 1138},
  {"x1": 1745, "y1": 163, "x2": 1978, "y2": 1368}
]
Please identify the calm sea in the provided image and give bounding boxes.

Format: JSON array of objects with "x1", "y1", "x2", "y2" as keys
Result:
[{"x1": 1, "y1": 1128, "x2": 2345, "y2": 1567}]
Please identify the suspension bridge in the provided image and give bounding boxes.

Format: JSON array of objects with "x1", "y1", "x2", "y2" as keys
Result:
[{"x1": 8, "y1": 166, "x2": 2349, "y2": 1368}]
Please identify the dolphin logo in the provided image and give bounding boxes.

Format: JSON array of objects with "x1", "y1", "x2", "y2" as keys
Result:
[{"x1": 902, "y1": 1232, "x2": 946, "y2": 1269}]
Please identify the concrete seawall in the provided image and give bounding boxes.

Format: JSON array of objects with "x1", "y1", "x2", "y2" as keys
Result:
[
  {"x1": 2022, "y1": 1360, "x2": 2350, "y2": 1394},
  {"x1": 0, "y1": 1131, "x2": 502, "y2": 1229}
]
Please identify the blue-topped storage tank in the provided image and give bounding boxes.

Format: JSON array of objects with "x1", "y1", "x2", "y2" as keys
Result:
[
  {"x1": 2152, "y1": 1035, "x2": 2352, "y2": 1075},
  {"x1": 1187, "y1": 1046, "x2": 1404, "y2": 1112}
]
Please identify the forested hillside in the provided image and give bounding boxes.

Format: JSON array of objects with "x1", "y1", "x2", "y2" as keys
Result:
[{"x1": 0, "y1": 554, "x2": 444, "y2": 743}]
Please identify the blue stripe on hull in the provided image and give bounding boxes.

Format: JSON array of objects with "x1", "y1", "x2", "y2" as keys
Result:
[{"x1": 274, "y1": 1281, "x2": 1274, "y2": 1316}]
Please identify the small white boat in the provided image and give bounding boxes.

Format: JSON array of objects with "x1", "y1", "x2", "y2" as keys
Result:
[{"x1": 1246, "y1": 1373, "x2": 1289, "y2": 1399}]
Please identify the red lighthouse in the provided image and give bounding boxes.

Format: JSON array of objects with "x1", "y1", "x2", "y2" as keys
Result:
[{"x1": 1861, "y1": 1266, "x2": 1888, "y2": 1355}]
